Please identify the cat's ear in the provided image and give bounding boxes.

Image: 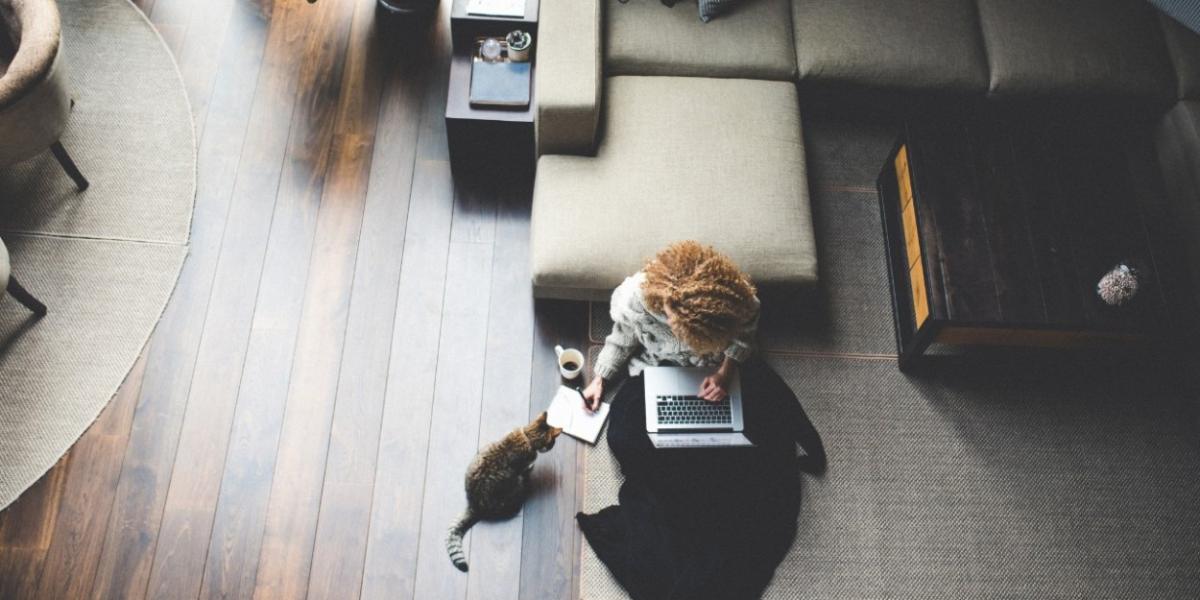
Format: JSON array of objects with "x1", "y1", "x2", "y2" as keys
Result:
[{"x1": 535, "y1": 411, "x2": 548, "y2": 426}]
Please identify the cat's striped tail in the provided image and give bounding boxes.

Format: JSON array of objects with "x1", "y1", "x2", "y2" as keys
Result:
[{"x1": 446, "y1": 508, "x2": 478, "y2": 572}]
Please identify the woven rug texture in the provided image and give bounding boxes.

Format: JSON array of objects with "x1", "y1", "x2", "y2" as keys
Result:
[
  {"x1": 0, "y1": 0, "x2": 194, "y2": 509},
  {"x1": 580, "y1": 117, "x2": 1200, "y2": 599}
]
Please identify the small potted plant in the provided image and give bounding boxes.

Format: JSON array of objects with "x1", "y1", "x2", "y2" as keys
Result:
[{"x1": 505, "y1": 29, "x2": 532, "y2": 62}]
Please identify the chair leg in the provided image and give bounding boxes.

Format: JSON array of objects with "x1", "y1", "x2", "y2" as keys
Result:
[
  {"x1": 7, "y1": 276, "x2": 48, "y2": 316},
  {"x1": 49, "y1": 141, "x2": 89, "y2": 191}
]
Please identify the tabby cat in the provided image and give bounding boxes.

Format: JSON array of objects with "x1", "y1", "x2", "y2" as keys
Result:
[{"x1": 446, "y1": 412, "x2": 562, "y2": 572}]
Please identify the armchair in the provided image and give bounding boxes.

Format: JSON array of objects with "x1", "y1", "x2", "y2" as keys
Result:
[
  {"x1": 0, "y1": 238, "x2": 47, "y2": 316},
  {"x1": 0, "y1": 0, "x2": 88, "y2": 191}
]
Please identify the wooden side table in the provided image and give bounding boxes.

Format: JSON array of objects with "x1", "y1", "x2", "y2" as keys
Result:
[
  {"x1": 445, "y1": 0, "x2": 538, "y2": 178},
  {"x1": 876, "y1": 107, "x2": 1187, "y2": 371}
]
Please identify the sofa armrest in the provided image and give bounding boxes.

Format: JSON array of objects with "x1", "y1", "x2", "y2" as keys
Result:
[
  {"x1": 535, "y1": 0, "x2": 601, "y2": 156},
  {"x1": 1154, "y1": 100, "x2": 1200, "y2": 333}
]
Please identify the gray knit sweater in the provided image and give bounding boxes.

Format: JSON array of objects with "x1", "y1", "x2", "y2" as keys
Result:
[{"x1": 594, "y1": 272, "x2": 760, "y2": 380}]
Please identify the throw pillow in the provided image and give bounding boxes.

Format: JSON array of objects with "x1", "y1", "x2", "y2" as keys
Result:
[
  {"x1": 698, "y1": 0, "x2": 739, "y2": 22},
  {"x1": 618, "y1": 0, "x2": 741, "y2": 23}
]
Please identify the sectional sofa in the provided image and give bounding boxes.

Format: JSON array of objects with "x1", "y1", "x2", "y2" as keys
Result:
[{"x1": 530, "y1": 0, "x2": 1200, "y2": 305}]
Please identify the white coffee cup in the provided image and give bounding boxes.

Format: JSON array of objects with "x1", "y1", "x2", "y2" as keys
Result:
[{"x1": 554, "y1": 345, "x2": 584, "y2": 380}]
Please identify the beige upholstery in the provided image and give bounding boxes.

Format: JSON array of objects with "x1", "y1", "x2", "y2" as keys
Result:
[
  {"x1": 0, "y1": 29, "x2": 13, "y2": 77},
  {"x1": 976, "y1": 0, "x2": 1175, "y2": 103},
  {"x1": 0, "y1": 0, "x2": 59, "y2": 110},
  {"x1": 0, "y1": 0, "x2": 69, "y2": 166},
  {"x1": 1160, "y1": 13, "x2": 1200, "y2": 100},
  {"x1": 0, "y1": 47, "x2": 68, "y2": 165},
  {"x1": 791, "y1": 0, "x2": 989, "y2": 94},
  {"x1": 535, "y1": 0, "x2": 601, "y2": 156},
  {"x1": 605, "y1": 0, "x2": 795, "y2": 81},
  {"x1": 531, "y1": 76, "x2": 817, "y2": 300}
]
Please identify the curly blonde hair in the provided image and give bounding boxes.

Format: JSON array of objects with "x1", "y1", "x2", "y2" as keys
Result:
[{"x1": 642, "y1": 241, "x2": 758, "y2": 355}]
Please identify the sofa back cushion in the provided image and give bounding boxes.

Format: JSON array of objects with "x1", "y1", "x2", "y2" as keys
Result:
[
  {"x1": 604, "y1": 0, "x2": 796, "y2": 81},
  {"x1": 791, "y1": 0, "x2": 989, "y2": 95},
  {"x1": 976, "y1": 0, "x2": 1175, "y2": 104}
]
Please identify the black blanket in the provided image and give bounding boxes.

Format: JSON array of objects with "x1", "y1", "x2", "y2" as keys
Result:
[{"x1": 577, "y1": 358, "x2": 826, "y2": 600}]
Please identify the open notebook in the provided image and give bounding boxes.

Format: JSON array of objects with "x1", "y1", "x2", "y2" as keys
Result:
[{"x1": 547, "y1": 386, "x2": 610, "y2": 444}]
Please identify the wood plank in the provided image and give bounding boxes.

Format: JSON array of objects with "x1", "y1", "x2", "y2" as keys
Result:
[
  {"x1": 1010, "y1": 117, "x2": 1089, "y2": 327},
  {"x1": 410, "y1": 223, "x2": 496, "y2": 600},
  {"x1": 572, "y1": 416, "x2": 586, "y2": 600},
  {"x1": 86, "y1": 2, "x2": 299, "y2": 597},
  {"x1": 406, "y1": 40, "x2": 501, "y2": 600},
  {"x1": 169, "y1": 0, "x2": 238, "y2": 137},
  {"x1": 358, "y1": 158, "x2": 457, "y2": 600},
  {"x1": 236, "y1": 2, "x2": 385, "y2": 599},
  {"x1": 0, "y1": 459, "x2": 67, "y2": 551},
  {"x1": 31, "y1": 355, "x2": 145, "y2": 600},
  {"x1": 358, "y1": 3, "x2": 459, "y2": 596},
  {"x1": 188, "y1": 9, "x2": 325, "y2": 586},
  {"x1": 0, "y1": 455, "x2": 69, "y2": 599},
  {"x1": 972, "y1": 112, "x2": 1046, "y2": 324},
  {"x1": 465, "y1": 182, "x2": 534, "y2": 600},
  {"x1": 1050, "y1": 121, "x2": 1158, "y2": 331},
  {"x1": 145, "y1": 0, "x2": 358, "y2": 596},
  {"x1": 302, "y1": 6, "x2": 428, "y2": 599},
  {"x1": 0, "y1": 548, "x2": 44, "y2": 600},
  {"x1": 901, "y1": 124, "x2": 946, "y2": 323},
  {"x1": 1036, "y1": 119, "x2": 1107, "y2": 328},
  {"x1": 519, "y1": 299, "x2": 587, "y2": 600},
  {"x1": 145, "y1": 0, "x2": 197, "y2": 57},
  {"x1": 451, "y1": 179, "x2": 500, "y2": 243},
  {"x1": 909, "y1": 116, "x2": 1002, "y2": 322}
]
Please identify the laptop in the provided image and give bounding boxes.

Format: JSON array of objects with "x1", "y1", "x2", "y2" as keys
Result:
[{"x1": 644, "y1": 366, "x2": 755, "y2": 449}]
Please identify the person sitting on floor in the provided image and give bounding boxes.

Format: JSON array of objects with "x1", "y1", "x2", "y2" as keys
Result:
[
  {"x1": 581, "y1": 239, "x2": 760, "y2": 409},
  {"x1": 577, "y1": 240, "x2": 826, "y2": 600}
]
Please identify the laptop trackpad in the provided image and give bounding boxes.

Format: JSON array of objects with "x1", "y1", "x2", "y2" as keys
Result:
[{"x1": 648, "y1": 432, "x2": 754, "y2": 449}]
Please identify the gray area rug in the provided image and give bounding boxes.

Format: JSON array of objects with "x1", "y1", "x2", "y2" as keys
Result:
[
  {"x1": 581, "y1": 116, "x2": 1200, "y2": 599},
  {"x1": 0, "y1": 0, "x2": 194, "y2": 509},
  {"x1": 583, "y1": 353, "x2": 1200, "y2": 599}
]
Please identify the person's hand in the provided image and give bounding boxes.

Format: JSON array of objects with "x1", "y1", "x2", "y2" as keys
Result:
[
  {"x1": 699, "y1": 372, "x2": 730, "y2": 402},
  {"x1": 699, "y1": 359, "x2": 737, "y2": 402},
  {"x1": 582, "y1": 376, "x2": 604, "y2": 413}
]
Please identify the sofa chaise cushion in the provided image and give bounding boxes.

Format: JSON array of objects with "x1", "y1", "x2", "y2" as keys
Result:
[
  {"x1": 976, "y1": 0, "x2": 1175, "y2": 103},
  {"x1": 531, "y1": 75, "x2": 817, "y2": 300},
  {"x1": 1160, "y1": 13, "x2": 1200, "y2": 100},
  {"x1": 790, "y1": 0, "x2": 989, "y2": 95},
  {"x1": 605, "y1": 0, "x2": 796, "y2": 81}
]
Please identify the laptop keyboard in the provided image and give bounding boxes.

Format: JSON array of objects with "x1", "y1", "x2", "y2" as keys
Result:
[{"x1": 655, "y1": 395, "x2": 732, "y2": 426}]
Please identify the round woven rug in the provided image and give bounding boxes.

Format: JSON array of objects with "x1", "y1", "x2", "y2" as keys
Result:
[{"x1": 0, "y1": 0, "x2": 194, "y2": 509}]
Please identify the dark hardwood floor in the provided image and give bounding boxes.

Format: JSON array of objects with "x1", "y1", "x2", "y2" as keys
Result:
[{"x1": 0, "y1": 1, "x2": 586, "y2": 598}]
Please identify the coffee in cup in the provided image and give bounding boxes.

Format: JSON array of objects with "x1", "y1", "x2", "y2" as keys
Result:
[{"x1": 554, "y1": 345, "x2": 584, "y2": 380}]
